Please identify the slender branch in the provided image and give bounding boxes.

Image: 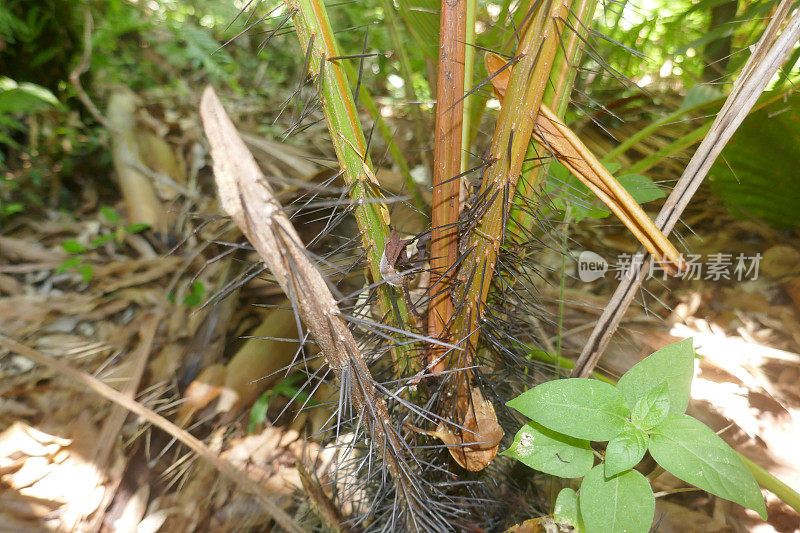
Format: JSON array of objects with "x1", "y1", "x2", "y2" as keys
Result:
[
  {"x1": 69, "y1": 8, "x2": 114, "y2": 132},
  {"x1": 284, "y1": 0, "x2": 418, "y2": 371}
]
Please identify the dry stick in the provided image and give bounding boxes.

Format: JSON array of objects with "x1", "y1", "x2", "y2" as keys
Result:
[
  {"x1": 199, "y1": 86, "x2": 425, "y2": 529},
  {"x1": 0, "y1": 334, "x2": 304, "y2": 533},
  {"x1": 571, "y1": 0, "x2": 800, "y2": 378},
  {"x1": 428, "y1": 0, "x2": 467, "y2": 372}
]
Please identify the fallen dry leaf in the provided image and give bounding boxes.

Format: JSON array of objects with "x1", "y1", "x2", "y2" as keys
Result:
[{"x1": 428, "y1": 386, "x2": 503, "y2": 471}]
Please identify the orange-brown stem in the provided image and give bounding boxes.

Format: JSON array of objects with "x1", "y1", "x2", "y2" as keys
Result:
[{"x1": 428, "y1": 0, "x2": 467, "y2": 372}]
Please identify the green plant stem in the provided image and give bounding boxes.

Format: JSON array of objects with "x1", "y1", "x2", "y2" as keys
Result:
[
  {"x1": 526, "y1": 346, "x2": 615, "y2": 385},
  {"x1": 464, "y1": 0, "x2": 515, "y2": 151},
  {"x1": 342, "y1": 61, "x2": 426, "y2": 210},
  {"x1": 460, "y1": 0, "x2": 478, "y2": 174},
  {"x1": 286, "y1": 0, "x2": 418, "y2": 371},
  {"x1": 556, "y1": 205, "x2": 571, "y2": 369},
  {"x1": 451, "y1": 0, "x2": 571, "y2": 357},
  {"x1": 512, "y1": 0, "x2": 599, "y2": 236},
  {"x1": 740, "y1": 454, "x2": 800, "y2": 514}
]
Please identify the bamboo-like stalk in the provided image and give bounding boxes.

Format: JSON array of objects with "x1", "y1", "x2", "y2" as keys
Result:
[
  {"x1": 450, "y1": 0, "x2": 571, "y2": 357},
  {"x1": 423, "y1": 2, "x2": 572, "y2": 472},
  {"x1": 285, "y1": 0, "x2": 418, "y2": 370},
  {"x1": 428, "y1": 0, "x2": 468, "y2": 370},
  {"x1": 460, "y1": 0, "x2": 478, "y2": 174}
]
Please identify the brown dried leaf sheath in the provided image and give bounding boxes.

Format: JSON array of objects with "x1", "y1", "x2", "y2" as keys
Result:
[
  {"x1": 485, "y1": 52, "x2": 685, "y2": 273},
  {"x1": 199, "y1": 86, "x2": 421, "y2": 524}
]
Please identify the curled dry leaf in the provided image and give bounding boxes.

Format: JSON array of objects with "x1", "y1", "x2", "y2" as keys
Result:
[{"x1": 428, "y1": 387, "x2": 503, "y2": 471}]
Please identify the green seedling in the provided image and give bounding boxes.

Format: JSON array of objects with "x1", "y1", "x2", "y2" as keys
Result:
[
  {"x1": 504, "y1": 339, "x2": 766, "y2": 532},
  {"x1": 55, "y1": 206, "x2": 150, "y2": 283}
]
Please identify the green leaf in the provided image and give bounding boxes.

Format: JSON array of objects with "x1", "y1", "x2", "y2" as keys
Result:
[
  {"x1": 182, "y1": 281, "x2": 206, "y2": 306},
  {"x1": 272, "y1": 373, "x2": 317, "y2": 405},
  {"x1": 507, "y1": 379, "x2": 629, "y2": 441},
  {"x1": 0, "y1": 78, "x2": 59, "y2": 114},
  {"x1": 90, "y1": 234, "x2": 114, "y2": 248},
  {"x1": 546, "y1": 163, "x2": 663, "y2": 222},
  {"x1": 680, "y1": 84, "x2": 723, "y2": 110},
  {"x1": 579, "y1": 465, "x2": 654, "y2": 533},
  {"x1": 617, "y1": 339, "x2": 695, "y2": 414},
  {"x1": 546, "y1": 163, "x2": 609, "y2": 221},
  {"x1": 631, "y1": 382, "x2": 671, "y2": 430},
  {"x1": 397, "y1": 0, "x2": 439, "y2": 61},
  {"x1": 617, "y1": 174, "x2": 664, "y2": 204},
  {"x1": 61, "y1": 240, "x2": 86, "y2": 254},
  {"x1": 649, "y1": 414, "x2": 767, "y2": 519},
  {"x1": 248, "y1": 391, "x2": 271, "y2": 433},
  {"x1": 55, "y1": 257, "x2": 82, "y2": 274},
  {"x1": 501, "y1": 421, "x2": 594, "y2": 478},
  {"x1": 554, "y1": 488, "x2": 582, "y2": 531},
  {"x1": 605, "y1": 422, "x2": 648, "y2": 477},
  {"x1": 711, "y1": 93, "x2": 800, "y2": 229},
  {"x1": 1, "y1": 202, "x2": 23, "y2": 217},
  {"x1": 100, "y1": 206, "x2": 121, "y2": 224},
  {"x1": 78, "y1": 264, "x2": 94, "y2": 283},
  {"x1": 126, "y1": 222, "x2": 151, "y2": 234}
]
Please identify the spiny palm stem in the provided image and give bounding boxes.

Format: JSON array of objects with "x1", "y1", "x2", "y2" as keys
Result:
[{"x1": 286, "y1": 0, "x2": 419, "y2": 372}]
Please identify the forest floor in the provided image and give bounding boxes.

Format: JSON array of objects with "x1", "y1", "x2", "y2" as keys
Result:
[{"x1": 1, "y1": 85, "x2": 800, "y2": 532}]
